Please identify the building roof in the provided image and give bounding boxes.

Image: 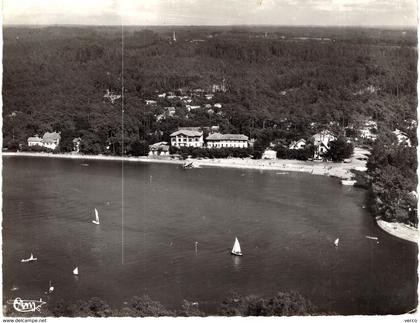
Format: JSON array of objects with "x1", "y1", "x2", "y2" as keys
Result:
[
  {"x1": 289, "y1": 139, "x2": 306, "y2": 149},
  {"x1": 42, "y1": 132, "x2": 61, "y2": 143},
  {"x1": 150, "y1": 141, "x2": 168, "y2": 148},
  {"x1": 206, "y1": 133, "x2": 248, "y2": 141},
  {"x1": 149, "y1": 143, "x2": 169, "y2": 151},
  {"x1": 28, "y1": 136, "x2": 43, "y2": 142},
  {"x1": 170, "y1": 130, "x2": 203, "y2": 137},
  {"x1": 311, "y1": 131, "x2": 335, "y2": 146}
]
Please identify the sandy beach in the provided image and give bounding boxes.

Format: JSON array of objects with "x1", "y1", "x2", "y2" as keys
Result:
[
  {"x1": 376, "y1": 219, "x2": 419, "y2": 244},
  {"x1": 2, "y1": 147, "x2": 369, "y2": 180}
]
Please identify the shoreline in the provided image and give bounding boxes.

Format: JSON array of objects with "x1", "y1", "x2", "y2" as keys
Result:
[
  {"x1": 376, "y1": 219, "x2": 418, "y2": 244},
  {"x1": 4, "y1": 149, "x2": 417, "y2": 243},
  {"x1": 2, "y1": 147, "x2": 370, "y2": 180}
]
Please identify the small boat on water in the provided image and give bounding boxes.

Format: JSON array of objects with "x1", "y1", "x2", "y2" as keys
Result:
[
  {"x1": 182, "y1": 161, "x2": 199, "y2": 169},
  {"x1": 334, "y1": 238, "x2": 340, "y2": 247},
  {"x1": 182, "y1": 161, "x2": 194, "y2": 169},
  {"x1": 48, "y1": 280, "x2": 54, "y2": 293},
  {"x1": 365, "y1": 236, "x2": 378, "y2": 240},
  {"x1": 10, "y1": 285, "x2": 18, "y2": 292},
  {"x1": 92, "y1": 208, "x2": 100, "y2": 225},
  {"x1": 231, "y1": 237, "x2": 243, "y2": 256},
  {"x1": 276, "y1": 172, "x2": 288, "y2": 175},
  {"x1": 73, "y1": 267, "x2": 79, "y2": 275},
  {"x1": 341, "y1": 179, "x2": 356, "y2": 186},
  {"x1": 21, "y1": 253, "x2": 37, "y2": 263},
  {"x1": 81, "y1": 163, "x2": 89, "y2": 167}
]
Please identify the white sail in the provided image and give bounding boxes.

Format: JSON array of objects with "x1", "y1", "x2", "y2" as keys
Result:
[
  {"x1": 232, "y1": 237, "x2": 242, "y2": 255},
  {"x1": 334, "y1": 238, "x2": 339, "y2": 247},
  {"x1": 92, "y1": 208, "x2": 100, "y2": 224},
  {"x1": 49, "y1": 280, "x2": 54, "y2": 293},
  {"x1": 21, "y1": 253, "x2": 37, "y2": 262},
  {"x1": 73, "y1": 267, "x2": 79, "y2": 275}
]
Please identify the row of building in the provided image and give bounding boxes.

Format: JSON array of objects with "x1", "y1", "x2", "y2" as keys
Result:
[{"x1": 169, "y1": 128, "x2": 249, "y2": 149}]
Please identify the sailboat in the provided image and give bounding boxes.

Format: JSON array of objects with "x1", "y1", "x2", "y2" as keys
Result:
[
  {"x1": 334, "y1": 238, "x2": 340, "y2": 247},
  {"x1": 48, "y1": 280, "x2": 54, "y2": 293},
  {"x1": 92, "y1": 208, "x2": 100, "y2": 225},
  {"x1": 21, "y1": 253, "x2": 37, "y2": 263},
  {"x1": 231, "y1": 237, "x2": 243, "y2": 256},
  {"x1": 73, "y1": 267, "x2": 79, "y2": 275}
]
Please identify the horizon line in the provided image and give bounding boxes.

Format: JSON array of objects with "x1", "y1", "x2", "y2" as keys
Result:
[{"x1": 3, "y1": 23, "x2": 417, "y2": 29}]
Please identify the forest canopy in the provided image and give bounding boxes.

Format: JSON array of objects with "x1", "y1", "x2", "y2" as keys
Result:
[{"x1": 3, "y1": 26, "x2": 417, "y2": 154}]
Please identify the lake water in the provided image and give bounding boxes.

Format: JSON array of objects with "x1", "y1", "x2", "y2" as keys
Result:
[{"x1": 2, "y1": 156, "x2": 418, "y2": 315}]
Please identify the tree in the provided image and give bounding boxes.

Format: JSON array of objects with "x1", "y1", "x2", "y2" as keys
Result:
[
  {"x1": 58, "y1": 129, "x2": 77, "y2": 153},
  {"x1": 128, "y1": 295, "x2": 173, "y2": 317},
  {"x1": 325, "y1": 138, "x2": 353, "y2": 162},
  {"x1": 177, "y1": 300, "x2": 205, "y2": 317},
  {"x1": 71, "y1": 297, "x2": 112, "y2": 317},
  {"x1": 79, "y1": 131, "x2": 104, "y2": 155},
  {"x1": 129, "y1": 140, "x2": 149, "y2": 156},
  {"x1": 219, "y1": 291, "x2": 316, "y2": 316}
]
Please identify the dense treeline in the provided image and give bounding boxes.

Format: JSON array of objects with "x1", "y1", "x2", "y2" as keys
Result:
[
  {"x1": 3, "y1": 26, "x2": 417, "y2": 155},
  {"x1": 367, "y1": 130, "x2": 417, "y2": 226},
  {"x1": 4, "y1": 292, "x2": 320, "y2": 317}
]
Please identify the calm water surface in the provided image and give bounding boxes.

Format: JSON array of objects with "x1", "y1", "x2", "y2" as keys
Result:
[{"x1": 3, "y1": 156, "x2": 417, "y2": 314}]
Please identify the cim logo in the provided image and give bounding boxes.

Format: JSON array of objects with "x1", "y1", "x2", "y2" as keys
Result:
[{"x1": 7, "y1": 297, "x2": 46, "y2": 313}]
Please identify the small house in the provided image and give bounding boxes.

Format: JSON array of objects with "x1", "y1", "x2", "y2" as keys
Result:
[
  {"x1": 145, "y1": 100, "x2": 157, "y2": 105},
  {"x1": 27, "y1": 135, "x2": 43, "y2": 147},
  {"x1": 149, "y1": 142, "x2": 170, "y2": 156},
  {"x1": 186, "y1": 105, "x2": 201, "y2": 111},
  {"x1": 42, "y1": 132, "x2": 61, "y2": 150},
  {"x1": 289, "y1": 139, "x2": 306, "y2": 150},
  {"x1": 311, "y1": 130, "x2": 336, "y2": 159},
  {"x1": 28, "y1": 132, "x2": 61, "y2": 150},
  {"x1": 262, "y1": 149, "x2": 277, "y2": 160}
]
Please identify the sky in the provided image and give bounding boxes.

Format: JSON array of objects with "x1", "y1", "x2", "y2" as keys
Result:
[{"x1": 3, "y1": 0, "x2": 418, "y2": 27}]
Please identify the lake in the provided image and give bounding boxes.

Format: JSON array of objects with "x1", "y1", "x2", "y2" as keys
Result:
[{"x1": 2, "y1": 156, "x2": 418, "y2": 315}]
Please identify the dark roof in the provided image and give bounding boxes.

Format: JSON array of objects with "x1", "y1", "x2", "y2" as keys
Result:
[
  {"x1": 206, "y1": 133, "x2": 248, "y2": 141},
  {"x1": 170, "y1": 129, "x2": 203, "y2": 137}
]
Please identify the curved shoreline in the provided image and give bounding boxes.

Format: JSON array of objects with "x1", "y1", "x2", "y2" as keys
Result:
[
  {"x1": 4, "y1": 150, "x2": 418, "y2": 243},
  {"x1": 2, "y1": 149, "x2": 369, "y2": 180},
  {"x1": 376, "y1": 219, "x2": 418, "y2": 244}
]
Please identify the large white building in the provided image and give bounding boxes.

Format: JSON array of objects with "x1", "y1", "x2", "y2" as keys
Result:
[
  {"x1": 170, "y1": 128, "x2": 204, "y2": 148},
  {"x1": 206, "y1": 133, "x2": 248, "y2": 148},
  {"x1": 311, "y1": 130, "x2": 336, "y2": 159}
]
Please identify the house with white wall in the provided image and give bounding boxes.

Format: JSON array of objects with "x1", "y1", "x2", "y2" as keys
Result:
[
  {"x1": 170, "y1": 128, "x2": 204, "y2": 148},
  {"x1": 206, "y1": 133, "x2": 248, "y2": 148},
  {"x1": 27, "y1": 132, "x2": 61, "y2": 150},
  {"x1": 310, "y1": 130, "x2": 336, "y2": 159},
  {"x1": 289, "y1": 139, "x2": 306, "y2": 150}
]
